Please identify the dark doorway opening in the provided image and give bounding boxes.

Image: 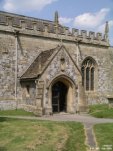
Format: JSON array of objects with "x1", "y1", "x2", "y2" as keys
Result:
[{"x1": 52, "y1": 81, "x2": 68, "y2": 113}]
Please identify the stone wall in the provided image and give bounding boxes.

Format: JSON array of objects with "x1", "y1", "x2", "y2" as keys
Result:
[
  {"x1": 0, "y1": 11, "x2": 113, "y2": 110},
  {"x1": 0, "y1": 11, "x2": 109, "y2": 46},
  {"x1": 0, "y1": 100, "x2": 16, "y2": 110},
  {"x1": 78, "y1": 44, "x2": 113, "y2": 104},
  {"x1": 0, "y1": 32, "x2": 15, "y2": 101}
]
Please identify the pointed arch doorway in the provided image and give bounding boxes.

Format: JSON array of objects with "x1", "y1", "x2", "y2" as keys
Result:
[{"x1": 50, "y1": 76, "x2": 75, "y2": 113}]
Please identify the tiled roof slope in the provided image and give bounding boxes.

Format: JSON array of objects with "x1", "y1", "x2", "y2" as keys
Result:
[{"x1": 20, "y1": 46, "x2": 59, "y2": 80}]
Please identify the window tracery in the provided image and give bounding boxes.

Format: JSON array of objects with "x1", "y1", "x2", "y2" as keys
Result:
[{"x1": 81, "y1": 58, "x2": 95, "y2": 91}]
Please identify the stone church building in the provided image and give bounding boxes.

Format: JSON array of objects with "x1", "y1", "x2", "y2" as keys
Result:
[{"x1": 0, "y1": 11, "x2": 113, "y2": 116}]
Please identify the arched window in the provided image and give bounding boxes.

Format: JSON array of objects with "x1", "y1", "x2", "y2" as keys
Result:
[{"x1": 81, "y1": 58, "x2": 95, "y2": 91}]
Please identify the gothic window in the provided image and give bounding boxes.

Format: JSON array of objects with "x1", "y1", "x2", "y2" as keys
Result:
[{"x1": 81, "y1": 58, "x2": 95, "y2": 91}]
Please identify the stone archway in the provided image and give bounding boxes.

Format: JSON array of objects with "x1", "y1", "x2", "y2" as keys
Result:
[{"x1": 48, "y1": 75, "x2": 76, "y2": 114}]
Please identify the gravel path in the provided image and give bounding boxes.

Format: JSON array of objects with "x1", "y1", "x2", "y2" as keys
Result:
[{"x1": 1, "y1": 113, "x2": 113, "y2": 124}]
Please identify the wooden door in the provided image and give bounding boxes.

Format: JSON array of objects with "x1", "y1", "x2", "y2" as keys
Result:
[{"x1": 52, "y1": 88, "x2": 60, "y2": 112}]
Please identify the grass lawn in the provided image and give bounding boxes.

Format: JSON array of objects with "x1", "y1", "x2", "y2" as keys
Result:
[
  {"x1": 0, "y1": 117, "x2": 86, "y2": 151},
  {"x1": 88, "y1": 104, "x2": 113, "y2": 118},
  {"x1": 94, "y1": 123, "x2": 113, "y2": 151},
  {"x1": 0, "y1": 109, "x2": 34, "y2": 116}
]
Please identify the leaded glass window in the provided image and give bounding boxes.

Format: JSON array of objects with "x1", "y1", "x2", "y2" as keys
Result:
[{"x1": 81, "y1": 58, "x2": 95, "y2": 91}]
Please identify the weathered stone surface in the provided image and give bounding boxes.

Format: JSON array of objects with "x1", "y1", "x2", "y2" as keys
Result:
[
  {"x1": 0, "y1": 11, "x2": 113, "y2": 113},
  {"x1": 0, "y1": 100, "x2": 16, "y2": 110}
]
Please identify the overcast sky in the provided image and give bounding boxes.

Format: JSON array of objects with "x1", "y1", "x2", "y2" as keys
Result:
[{"x1": 0, "y1": 0, "x2": 113, "y2": 45}]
